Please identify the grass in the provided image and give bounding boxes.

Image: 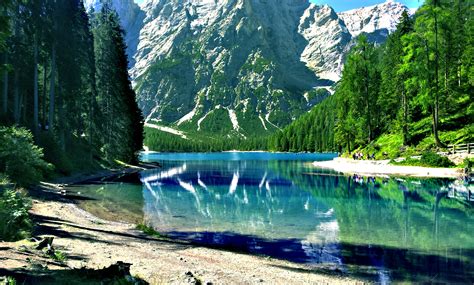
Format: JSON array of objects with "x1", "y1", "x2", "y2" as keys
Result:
[
  {"x1": 136, "y1": 223, "x2": 161, "y2": 237},
  {"x1": 48, "y1": 250, "x2": 67, "y2": 263},
  {"x1": 0, "y1": 276, "x2": 17, "y2": 285}
]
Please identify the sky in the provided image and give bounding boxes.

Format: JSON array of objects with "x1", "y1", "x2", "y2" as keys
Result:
[
  {"x1": 311, "y1": 0, "x2": 424, "y2": 11},
  {"x1": 133, "y1": 0, "x2": 424, "y2": 12}
]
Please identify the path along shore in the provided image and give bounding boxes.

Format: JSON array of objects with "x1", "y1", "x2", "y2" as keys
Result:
[{"x1": 313, "y1": 157, "x2": 464, "y2": 178}]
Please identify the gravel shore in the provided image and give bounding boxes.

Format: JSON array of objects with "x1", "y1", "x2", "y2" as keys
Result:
[{"x1": 313, "y1": 157, "x2": 463, "y2": 178}]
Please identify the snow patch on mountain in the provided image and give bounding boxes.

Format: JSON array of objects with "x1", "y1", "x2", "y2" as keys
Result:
[
  {"x1": 227, "y1": 109, "x2": 240, "y2": 131},
  {"x1": 144, "y1": 122, "x2": 188, "y2": 139}
]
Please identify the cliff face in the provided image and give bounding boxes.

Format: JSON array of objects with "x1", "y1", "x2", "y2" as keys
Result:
[
  {"x1": 338, "y1": 1, "x2": 410, "y2": 43},
  {"x1": 84, "y1": 0, "x2": 145, "y2": 66},
  {"x1": 86, "y1": 0, "x2": 409, "y2": 137}
]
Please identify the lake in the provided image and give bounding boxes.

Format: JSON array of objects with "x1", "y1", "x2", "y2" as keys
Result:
[{"x1": 71, "y1": 152, "x2": 474, "y2": 283}]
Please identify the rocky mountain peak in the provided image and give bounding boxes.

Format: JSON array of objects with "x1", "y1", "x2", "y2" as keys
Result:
[
  {"x1": 87, "y1": 0, "x2": 412, "y2": 137},
  {"x1": 338, "y1": 1, "x2": 409, "y2": 41}
]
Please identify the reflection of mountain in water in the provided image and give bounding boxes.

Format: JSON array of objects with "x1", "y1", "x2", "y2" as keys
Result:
[
  {"x1": 140, "y1": 161, "x2": 341, "y2": 264},
  {"x1": 136, "y1": 158, "x2": 474, "y2": 282}
]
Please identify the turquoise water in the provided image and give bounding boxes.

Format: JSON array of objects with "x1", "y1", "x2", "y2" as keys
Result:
[{"x1": 75, "y1": 152, "x2": 474, "y2": 283}]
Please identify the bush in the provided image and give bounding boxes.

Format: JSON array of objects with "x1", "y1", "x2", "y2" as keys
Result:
[
  {"x1": 36, "y1": 132, "x2": 73, "y2": 175},
  {"x1": 0, "y1": 127, "x2": 52, "y2": 186},
  {"x1": 394, "y1": 151, "x2": 455, "y2": 168},
  {"x1": 0, "y1": 188, "x2": 32, "y2": 241},
  {"x1": 463, "y1": 158, "x2": 474, "y2": 173},
  {"x1": 420, "y1": 151, "x2": 455, "y2": 168}
]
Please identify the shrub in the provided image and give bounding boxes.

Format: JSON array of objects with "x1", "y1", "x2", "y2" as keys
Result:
[
  {"x1": 463, "y1": 158, "x2": 473, "y2": 173},
  {"x1": 0, "y1": 189, "x2": 32, "y2": 241},
  {"x1": 136, "y1": 223, "x2": 161, "y2": 237},
  {"x1": 36, "y1": 132, "x2": 73, "y2": 175},
  {"x1": 420, "y1": 151, "x2": 455, "y2": 168},
  {"x1": 0, "y1": 127, "x2": 52, "y2": 186}
]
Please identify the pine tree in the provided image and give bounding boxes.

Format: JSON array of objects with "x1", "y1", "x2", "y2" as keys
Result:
[
  {"x1": 380, "y1": 10, "x2": 413, "y2": 145},
  {"x1": 92, "y1": 2, "x2": 143, "y2": 163}
]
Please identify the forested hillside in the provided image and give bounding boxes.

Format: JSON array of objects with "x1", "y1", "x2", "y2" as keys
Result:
[
  {"x1": 0, "y1": 0, "x2": 143, "y2": 184},
  {"x1": 272, "y1": 0, "x2": 473, "y2": 157}
]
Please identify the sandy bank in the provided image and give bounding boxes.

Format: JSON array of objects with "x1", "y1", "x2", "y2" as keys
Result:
[
  {"x1": 0, "y1": 183, "x2": 363, "y2": 284},
  {"x1": 313, "y1": 158, "x2": 463, "y2": 178}
]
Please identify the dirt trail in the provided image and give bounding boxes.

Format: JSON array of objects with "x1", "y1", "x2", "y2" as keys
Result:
[{"x1": 0, "y1": 184, "x2": 364, "y2": 284}]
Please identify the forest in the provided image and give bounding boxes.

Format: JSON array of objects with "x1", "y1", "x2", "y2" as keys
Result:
[
  {"x1": 271, "y1": 0, "x2": 473, "y2": 157},
  {"x1": 0, "y1": 0, "x2": 143, "y2": 186},
  {"x1": 144, "y1": 127, "x2": 269, "y2": 153}
]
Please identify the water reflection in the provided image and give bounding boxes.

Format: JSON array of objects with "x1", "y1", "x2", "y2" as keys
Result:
[
  {"x1": 138, "y1": 159, "x2": 473, "y2": 283},
  {"x1": 140, "y1": 161, "x2": 341, "y2": 264},
  {"x1": 74, "y1": 153, "x2": 473, "y2": 283}
]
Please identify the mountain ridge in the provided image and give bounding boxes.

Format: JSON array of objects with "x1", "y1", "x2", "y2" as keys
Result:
[{"x1": 85, "y1": 0, "x2": 410, "y2": 138}]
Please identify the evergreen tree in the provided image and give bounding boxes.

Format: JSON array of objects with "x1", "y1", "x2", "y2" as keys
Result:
[
  {"x1": 92, "y1": 2, "x2": 143, "y2": 163},
  {"x1": 380, "y1": 10, "x2": 413, "y2": 145}
]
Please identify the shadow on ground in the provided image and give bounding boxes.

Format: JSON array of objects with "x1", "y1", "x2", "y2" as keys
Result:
[
  {"x1": 165, "y1": 230, "x2": 474, "y2": 283},
  {"x1": 0, "y1": 261, "x2": 148, "y2": 285}
]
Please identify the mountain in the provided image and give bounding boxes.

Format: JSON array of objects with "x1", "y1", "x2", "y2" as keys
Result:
[
  {"x1": 84, "y1": 0, "x2": 145, "y2": 66},
  {"x1": 338, "y1": 0, "x2": 412, "y2": 43},
  {"x1": 87, "y1": 0, "x2": 410, "y2": 138}
]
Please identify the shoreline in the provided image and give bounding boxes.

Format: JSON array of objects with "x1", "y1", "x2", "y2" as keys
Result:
[
  {"x1": 0, "y1": 170, "x2": 363, "y2": 284},
  {"x1": 313, "y1": 157, "x2": 463, "y2": 178}
]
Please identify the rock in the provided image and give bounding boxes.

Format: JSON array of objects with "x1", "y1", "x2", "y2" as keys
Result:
[{"x1": 86, "y1": 0, "x2": 409, "y2": 137}]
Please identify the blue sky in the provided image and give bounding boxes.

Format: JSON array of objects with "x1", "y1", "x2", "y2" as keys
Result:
[
  {"x1": 133, "y1": 0, "x2": 424, "y2": 12},
  {"x1": 311, "y1": 0, "x2": 424, "y2": 11}
]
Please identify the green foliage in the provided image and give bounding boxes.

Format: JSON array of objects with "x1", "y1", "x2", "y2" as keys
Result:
[
  {"x1": 144, "y1": 127, "x2": 269, "y2": 152},
  {"x1": 136, "y1": 223, "x2": 161, "y2": 237},
  {"x1": 0, "y1": 188, "x2": 32, "y2": 242},
  {"x1": 92, "y1": 4, "x2": 144, "y2": 164},
  {"x1": 269, "y1": 93, "x2": 336, "y2": 153},
  {"x1": 241, "y1": 54, "x2": 272, "y2": 74},
  {"x1": 395, "y1": 151, "x2": 455, "y2": 168},
  {"x1": 48, "y1": 250, "x2": 67, "y2": 263},
  {"x1": 0, "y1": 0, "x2": 143, "y2": 182},
  {"x1": 0, "y1": 127, "x2": 52, "y2": 186},
  {"x1": 6, "y1": 277, "x2": 17, "y2": 285},
  {"x1": 463, "y1": 158, "x2": 474, "y2": 173},
  {"x1": 276, "y1": 1, "x2": 473, "y2": 156},
  {"x1": 419, "y1": 151, "x2": 455, "y2": 167},
  {"x1": 199, "y1": 109, "x2": 233, "y2": 134}
]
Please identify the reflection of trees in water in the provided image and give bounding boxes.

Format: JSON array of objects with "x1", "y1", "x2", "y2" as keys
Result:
[
  {"x1": 140, "y1": 161, "x2": 343, "y2": 263},
  {"x1": 139, "y1": 161, "x2": 474, "y2": 282},
  {"x1": 283, "y1": 168, "x2": 474, "y2": 282}
]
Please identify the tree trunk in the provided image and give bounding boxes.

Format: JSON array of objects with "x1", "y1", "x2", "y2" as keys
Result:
[
  {"x1": 58, "y1": 78, "x2": 65, "y2": 152},
  {"x1": 402, "y1": 88, "x2": 408, "y2": 145},
  {"x1": 42, "y1": 60, "x2": 47, "y2": 128},
  {"x1": 33, "y1": 35, "x2": 39, "y2": 135},
  {"x1": 89, "y1": 86, "x2": 95, "y2": 163},
  {"x1": 2, "y1": 53, "x2": 8, "y2": 115},
  {"x1": 20, "y1": 89, "x2": 25, "y2": 124},
  {"x1": 13, "y1": 69, "x2": 19, "y2": 124},
  {"x1": 364, "y1": 55, "x2": 372, "y2": 144},
  {"x1": 433, "y1": 3, "x2": 444, "y2": 148},
  {"x1": 48, "y1": 45, "x2": 56, "y2": 131}
]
